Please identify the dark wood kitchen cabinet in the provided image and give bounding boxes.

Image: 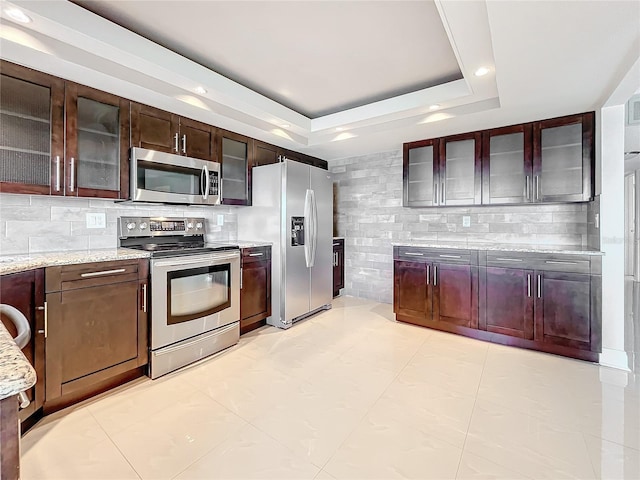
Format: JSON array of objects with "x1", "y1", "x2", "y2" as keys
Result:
[
  {"x1": 333, "y1": 239, "x2": 345, "y2": 297},
  {"x1": 253, "y1": 140, "x2": 281, "y2": 167},
  {"x1": 0, "y1": 61, "x2": 65, "y2": 196},
  {"x1": 478, "y1": 252, "x2": 601, "y2": 361},
  {"x1": 0, "y1": 269, "x2": 45, "y2": 430},
  {"x1": 0, "y1": 60, "x2": 131, "y2": 199},
  {"x1": 65, "y1": 82, "x2": 130, "y2": 198},
  {"x1": 240, "y1": 246, "x2": 271, "y2": 335},
  {"x1": 130, "y1": 103, "x2": 217, "y2": 162},
  {"x1": 403, "y1": 111, "x2": 594, "y2": 207},
  {"x1": 44, "y1": 259, "x2": 148, "y2": 412},
  {"x1": 218, "y1": 129, "x2": 253, "y2": 205},
  {"x1": 394, "y1": 247, "x2": 478, "y2": 329}
]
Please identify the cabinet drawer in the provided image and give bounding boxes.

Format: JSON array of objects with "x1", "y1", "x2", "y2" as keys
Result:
[
  {"x1": 46, "y1": 260, "x2": 141, "y2": 292},
  {"x1": 241, "y1": 246, "x2": 271, "y2": 264},
  {"x1": 486, "y1": 252, "x2": 591, "y2": 274},
  {"x1": 333, "y1": 239, "x2": 344, "y2": 248},
  {"x1": 394, "y1": 246, "x2": 471, "y2": 264}
]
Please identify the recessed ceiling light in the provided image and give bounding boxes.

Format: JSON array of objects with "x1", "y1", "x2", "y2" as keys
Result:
[
  {"x1": 280, "y1": 124, "x2": 290, "y2": 128},
  {"x1": 474, "y1": 67, "x2": 490, "y2": 77},
  {"x1": 336, "y1": 127, "x2": 345, "y2": 131},
  {"x1": 194, "y1": 86, "x2": 207, "y2": 95},
  {"x1": 429, "y1": 104, "x2": 440, "y2": 111},
  {"x1": 5, "y1": 7, "x2": 32, "y2": 23}
]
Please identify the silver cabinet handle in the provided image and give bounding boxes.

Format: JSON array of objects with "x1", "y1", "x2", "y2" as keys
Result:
[
  {"x1": 142, "y1": 284, "x2": 147, "y2": 313},
  {"x1": 535, "y1": 175, "x2": 540, "y2": 200},
  {"x1": 182, "y1": 134, "x2": 187, "y2": 154},
  {"x1": 404, "y1": 252, "x2": 424, "y2": 256},
  {"x1": 69, "y1": 157, "x2": 75, "y2": 192},
  {"x1": 434, "y1": 183, "x2": 438, "y2": 204},
  {"x1": 240, "y1": 267, "x2": 243, "y2": 289},
  {"x1": 537, "y1": 274, "x2": 541, "y2": 298},
  {"x1": 174, "y1": 133, "x2": 179, "y2": 152},
  {"x1": 249, "y1": 252, "x2": 264, "y2": 257},
  {"x1": 427, "y1": 264, "x2": 430, "y2": 285},
  {"x1": 527, "y1": 274, "x2": 531, "y2": 297},
  {"x1": 80, "y1": 268, "x2": 126, "y2": 278},
  {"x1": 525, "y1": 175, "x2": 530, "y2": 200},
  {"x1": 495, "y1": 257, "x2": 523, "y2": 262},
  {"x1": 439, "y1": 254, "x2": 461, "y2": 259},
  {"x1": 333, "y1": 242, "x2": 340, "y2": 246},
  {"x1": 434, "y1": 266, "x2": 438, "y2": 286},
  {"x1": 545, "y1": 260, "x2": 578, "y2": 265},
  {"x1": 37, "y1": 304, "x2": 47, "y2": 338},
  {"x1": 441, "y1": 182, "x2": 445, "y2": 204},
  {"x1": 54, "y1": 155, "x2": 61, "y2": 192}
]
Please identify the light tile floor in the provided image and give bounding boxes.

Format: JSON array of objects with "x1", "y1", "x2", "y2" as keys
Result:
[{"x1": 20, "y1": 296, "x2": 640, "y2": 479}]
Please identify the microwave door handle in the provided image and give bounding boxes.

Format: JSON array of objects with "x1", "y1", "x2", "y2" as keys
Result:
[{"x1": 202, "y1": 164, "x2": 210, "y2": 200}]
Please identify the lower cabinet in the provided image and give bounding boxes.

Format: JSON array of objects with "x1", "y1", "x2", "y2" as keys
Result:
[
  {"x1": 333, "y1": 239, "x2": 344, "y2": 297},
  {"x1": 393, "y1": 248, "x2": 478, "y2": 330},
  {"x1": 44, "y1": 259, "x2": 148, "y2": 411},
  {"x1": 240, "y1": 246, "x2": 271, "y2": 335},
  {"x1": 0, "y1": 269, "x2": 45, "y2": 429},
  {"x1": 394, "y1": 246, "x2": 601, "y2": 361}
]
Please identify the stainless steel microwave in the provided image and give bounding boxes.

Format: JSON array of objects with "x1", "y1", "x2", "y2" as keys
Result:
[{"x1": 130, "y1": 147, "x2": 220, "y2": 205}]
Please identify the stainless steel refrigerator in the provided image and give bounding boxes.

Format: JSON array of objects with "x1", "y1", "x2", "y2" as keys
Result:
[{"x1": 237, "y1": 159, "x2": 333, "y2": 328}]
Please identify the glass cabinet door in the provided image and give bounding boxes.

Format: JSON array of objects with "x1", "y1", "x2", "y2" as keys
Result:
[
  {"x1": 0, "y1": 62, "x2": 64, "y2": 195},
  {"x1": 439, "y1": 133, "x2": 481, "y2": 206},
  {"x1": 219, "y1": 130, "x2": 252, "y2": 205},
  {"x1": 403, "y1": 139, "x2": 438, "y2": 207},
  {"x1": 533, "y1": 113, "x2": 593, "y2": 203},
  {"x1": 65, "y1": 83, "x2": 129, "y2": 198},
  {"x1": 482, "y1": 125, "x2": 532, "y2": 204}
]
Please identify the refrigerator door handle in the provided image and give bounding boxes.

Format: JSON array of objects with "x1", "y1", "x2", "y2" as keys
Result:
[
  {"x1": 309, "y1": 189, "x2": 318, "y2": 267},
  {"x1": 304, "y1": 189, "x2": 312, "y2": 268}
]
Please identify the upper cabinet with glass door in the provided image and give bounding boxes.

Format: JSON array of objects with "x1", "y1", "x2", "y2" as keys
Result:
[
  {"x1": 439, "y1": 132, "x2": 482, "y2": 206},
  {"x1": 218, "y1": 130, "x2": 253, "y2": 206},
  {"x1": 532, "y1": 112, "x2": 594, "y2": 203},
  {"x1": 403, "y1": 139, "x2": 439, "y2": 207},
  {"x1": 482, "y1": 124, "x2": 532, "y2": 204},
  {"x1": 65, "y1": 83, "x2": 130, "y2": 198},
  {"x1": 0, "y1": 61, "x2": 65, "y2": 195}
]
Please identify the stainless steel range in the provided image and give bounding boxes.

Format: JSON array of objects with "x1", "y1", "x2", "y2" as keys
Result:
[{"x1": 118, "y1": 216, "x2": 240, "y2": 379}]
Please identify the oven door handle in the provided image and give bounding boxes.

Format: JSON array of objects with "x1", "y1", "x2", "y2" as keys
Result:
[{"x1": 152, "y1": 253, "x2": 238, "y2": 268}]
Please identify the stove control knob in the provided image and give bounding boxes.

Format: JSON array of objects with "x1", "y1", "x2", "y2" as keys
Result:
[
  {"x1": 196, "y1": 222, "x2": 203, "y2": 230},
  {"x1": 139, "y1": 222, "x2": 148, "y2": 230},
  {"x1": 126, "y1": 222, "x2": 136, "y2": 231},
  {"x1": 187, "y1": 222, "x2": 194, "y2": 229}
]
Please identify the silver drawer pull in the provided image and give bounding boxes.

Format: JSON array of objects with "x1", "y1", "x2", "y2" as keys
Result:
[
  {"x1": 333, "y1": 242, "x2": 340, "y2": 246},
  {"x1": 495, "y1": 257, "x2": 523, "y2": 262},
  {"x1": 545, "y1": 260, "x2": 578, "y2": 265},
  {"x1": 249, "y1": 252, "x2": 264, "y2": 257},
  {"x1": 439, "y1": 254, "x2": 461, "y2": 259},
  {"x1": 403, "y1": 252, "x2": 424, "y2": 256},
  {"x1": 81, "y1": 268, "x2": 127, "y2": 278}
]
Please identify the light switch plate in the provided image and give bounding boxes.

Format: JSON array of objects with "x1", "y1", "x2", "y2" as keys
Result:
[
  {"x1": 86, "y1": 212, "x2": 106, "y2": 229},
  {"x1": 462, "y1": 215, "x2": 471, "y2": 228},
  {"x1": 217, "y1": 214, "x2": 224, "y2": 226}
]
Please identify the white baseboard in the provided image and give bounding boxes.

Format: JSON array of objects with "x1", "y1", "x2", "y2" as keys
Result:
[{"x1": 599, "y1": 348, "x2": 631, "y2": 371}]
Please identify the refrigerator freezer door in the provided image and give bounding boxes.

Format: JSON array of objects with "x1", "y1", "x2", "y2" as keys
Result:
[
  {"x1": 285, "y1": 161, "x2": 312, "y2": 323},
  {"x1": 309, "y1": 166, "x2": 333, "y2": 311}
]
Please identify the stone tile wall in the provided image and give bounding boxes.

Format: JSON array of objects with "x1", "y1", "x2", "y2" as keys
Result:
[
  {"x1": 330, "y1": 149, "x2": 594, "y2": 304},
  {"x1": 0, "y1": 194, "x2": 237, "y2": 255}
]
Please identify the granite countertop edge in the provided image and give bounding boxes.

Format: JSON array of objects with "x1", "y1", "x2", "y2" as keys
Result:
[
  {"x1": 0, "y1": 248, "x2": 151, "y2": 275},
  {"x1": 234, "y1": 240, "x2": 273, "y2": 249},
  {"x1": 391, "y1": 242, "x2": 603, "y2": 256},
  {"x1": 0, "y1": 321, "x2": 36, "y2": 401}
]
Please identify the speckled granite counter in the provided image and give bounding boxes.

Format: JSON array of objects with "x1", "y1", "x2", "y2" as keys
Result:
[
  {"x1": 392, "y1": 242, "x2": 603, "y2": 256},
  {"x1": 0, "y1": 248, "x2": 151, "y2": 276},
  {"x1": 0, "y1": 321, "x2": 36, "y2": 401},
  {"x1": 234, "y1": 241, "x2": 273, "y2": 249}
]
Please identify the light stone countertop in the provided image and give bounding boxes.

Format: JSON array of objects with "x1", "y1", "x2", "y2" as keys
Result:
[
  {"x1": 0, "y1": 320, "x2": 36, "y2": 401},
  {"x1": 0, "y1": 248, "x2": 151, "y2": 276},
  {"x1": 333, "y1": 237, "x2": 345, "y2": 241},
  {"x1": 392, "y1": 241, "x2": 603, "y2": 256},
  {"x1": 234, "y1": 241, "x2": 273, "y2": 249}
]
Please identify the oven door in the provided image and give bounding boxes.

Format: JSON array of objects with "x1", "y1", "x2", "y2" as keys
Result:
[{"x1": 150, "y1": 251, "x2": 240, "y2": 350}]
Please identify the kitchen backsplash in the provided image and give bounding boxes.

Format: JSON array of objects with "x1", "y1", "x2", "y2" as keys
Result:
[
  {"x1": 0, "y1": 194, "x2": 237, "y2": 255},
  {"x1": 330, "y1": 149, "x2": 595, "y2": 304}
]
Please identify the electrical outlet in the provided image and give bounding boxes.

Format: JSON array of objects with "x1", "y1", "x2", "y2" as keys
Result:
[
  {"x1": 86, "y1": 212, "x2": 106, "y2": 229},
  {"x1": 217, "y1": 214, "x2": 224, "y2": 226},
  {"x1": 462, "y1": 215, "x2": 471, "y2": 228}
]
